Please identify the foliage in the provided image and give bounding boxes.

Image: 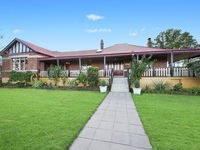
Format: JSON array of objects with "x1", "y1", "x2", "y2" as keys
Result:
[
  {"x1": 87, "y1": 67, "x2": 99, "y2": 87},
  {"x1": 0, "y1": 89, "x2": 106, "y2": 150},
  {"x1": 183, "y1": 87, "x2": 200, "y2": 95},
  {"x1": 15, "y1": 82, "x2": 26, "y2": 88},
  {"x1": 100, "y1": 80, "x2": 107, "y2": 86},
  {"x1": 9, "y1": 71, "x2": 33, "y2": 85},
  {"x1": 130, "y1": 55, "x2": 154, "y2": 87},
  {"x1": 142, "y1": 86, "x2": 200, "y2": 96},
  {"x1": 67, "y1": 79, "x2": 78, "y2": 87},
  {"x1": 153, "y1": 80, "x2": 170, "y2": 91},
  {"x1": 173, "y1": 83, "x2": 183, "y2": 92},
  {"x1": 0, "y1": 82, "x2": 14, "y2": 87},
  {"x1": 30, "y1": 73, "x2": 39, "y2": 83},
  {"x1": 134, "y1": 79, "x2": 140, "y2": 88},
  {"x1": 134, "y1": 94, "x2": 200, "y2": 150},
  {"x1": 32, "y1": 80, "x2": 45, "y2": 88},
  {"x1": 47, "y1": 66, "x2": 63, "y2": 86},
  {"x1": 153, "y1": 29, "x2": 200, "y2": 49},
  {"x1": 187, "y1": 60, "x2": 200, "y2": 77},
  {"x1": 77, "y1": 73, "x2": 88, "y2": 86},
  {"x1": 61, "y1": 73, "x2": 68, "y2": 86}
]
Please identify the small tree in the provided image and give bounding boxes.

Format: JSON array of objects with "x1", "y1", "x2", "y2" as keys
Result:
[
  {"x1": 130, "y1": 55, "x2": 154, "y2": 87},
  {"x1": 87, "y1": 67, "x2": 99, "y2": 87},
  {"x1": 47, "y1": 66, "x2": 62, "y2": 86}
]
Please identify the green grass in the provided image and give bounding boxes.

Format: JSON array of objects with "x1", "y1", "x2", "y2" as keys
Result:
[
  {"x1": 133, "y1": 94, "x2": 200, "y2": 150},
  {"x1": 0, "y1": 88, "x2": 106, "y2": 150}
]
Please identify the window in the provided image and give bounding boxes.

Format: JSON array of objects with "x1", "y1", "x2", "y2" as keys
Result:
[{"x1": 12, "y1": 57, "x2": 27, "y2": 71}]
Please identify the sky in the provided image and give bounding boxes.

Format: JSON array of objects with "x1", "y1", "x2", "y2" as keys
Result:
[{"x1": 0, "y1": 0, "x2": 200, "y2": 52}]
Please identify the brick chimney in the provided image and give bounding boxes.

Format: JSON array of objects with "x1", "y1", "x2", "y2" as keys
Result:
[
  {"x1": 100, "y1": 39, "x2": 104, "y2": 49},
  {"x1": 147, "y1": 38, "x2": 152, "y2": 47}
]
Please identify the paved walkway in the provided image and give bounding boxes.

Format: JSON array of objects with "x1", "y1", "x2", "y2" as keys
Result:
[{"x1": 70, "y1": 92, "x2": 152, "y2": 150}]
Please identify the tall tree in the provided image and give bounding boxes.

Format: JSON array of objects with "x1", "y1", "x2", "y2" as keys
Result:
[{"x1": 153, "y1": 29, "x2": 200, "y2": 49}]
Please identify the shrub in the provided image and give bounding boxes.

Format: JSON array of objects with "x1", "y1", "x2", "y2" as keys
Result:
[
  {"x1": 15, "y1": 82, "x2": 26, "y2": 88},
  {"x1": 77, "y1": 73, "x2": 87, "y2": 86},
  {"x1": 61, "y1": 73, "x2": 68, "y2": 86},
  {"x1": 173, "y1": 83, "x2": 183, "y2": 92},
  {"x1": 100, "y1": 80, "x2": 107, "y2": 86},
  {"x1": 183, "y1": 87, "x2": 200, "y2": 95},
  {"x1": 32, "y1": 80, "x2": 45, "y2": 88},
  {"x1": 9, "y1": 71, "x2": 33, "y2": 85},
  {"x1": 47, "y1": 66, "x2": 63, "y2": 86},
  {"x1": 87, "y1": 67, "x2": 99, "y2": 87},
  {"x1": 67, "y1": 79, "x2": 78, "y2": 87},
  {"x1": 154, "y1": 80, "x2": 170, "y2": 91}
]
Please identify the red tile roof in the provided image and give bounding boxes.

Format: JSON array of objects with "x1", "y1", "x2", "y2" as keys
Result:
[{"x1": 2, "y1": 38, "x2": 200, "y2": 59}]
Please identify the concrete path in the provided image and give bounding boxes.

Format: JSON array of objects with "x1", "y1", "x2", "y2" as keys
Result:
[
  {"x1": 111, "y1": 77, "x2": 129, "y2": 92},
  {"x1": 70, "y1": 92, "x2": 152, "y2": 150}
]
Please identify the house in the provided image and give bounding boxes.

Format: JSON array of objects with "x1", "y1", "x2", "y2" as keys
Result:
[{"x1": 1, "y1": 38, "x2": 200, "y2": 88}]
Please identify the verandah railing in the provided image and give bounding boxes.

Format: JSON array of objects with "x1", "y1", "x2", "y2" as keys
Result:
[
  {"x1": 39, "y1": 67, "x2": 196, "y2": 78},
  {"x1": 39, "y1": 69, "x2": 113, "y2": 78},
  {"x1": 142, "y1": 67, "x2": 195, "y2": 77}
]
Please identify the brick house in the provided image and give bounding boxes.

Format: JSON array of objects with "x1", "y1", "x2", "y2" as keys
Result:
[{"x1": 1, "y1": 38, "x2": 200, "y2": 88}]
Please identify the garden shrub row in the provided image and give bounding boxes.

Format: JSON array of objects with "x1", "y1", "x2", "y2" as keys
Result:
[
  {"x1": 142, "y1": 83, "x2": 200, "y2": 96},
  {"x1": 1, "y1": 66, "x2": 108, "y2": 90}
]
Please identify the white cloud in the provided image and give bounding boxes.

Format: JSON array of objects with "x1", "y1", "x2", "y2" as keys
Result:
[
  {"x1": 86, "y1": 14, "x2": 104, "y2": 21},
  {"x1": 12, "y1": 29, "x2": 22, "y2": 33},
  {"x1": 129, "y1": 32, "x2": 137, "y2": 37},
  {"x1": 87, "y1": 28, "x2": 112, "y2": 33}
]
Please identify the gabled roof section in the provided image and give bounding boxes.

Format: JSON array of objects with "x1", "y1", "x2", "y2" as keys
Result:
[{"x1": 1, "y1": 38, "x2": 57, "y2": 57}]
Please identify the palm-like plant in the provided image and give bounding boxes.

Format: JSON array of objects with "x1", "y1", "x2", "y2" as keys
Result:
[{"x1": 130, "y1": 55, "x2": 154, "y2": 87}]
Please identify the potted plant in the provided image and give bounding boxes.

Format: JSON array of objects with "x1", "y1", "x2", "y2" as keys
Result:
[
  {"x1": 130, "y1": 55, "x2": 154, "y2": 95},
  {"x1": 133, "y1": 79, "x2": 141, "y2": 94},
  {"x1": 99, "y1": 80, "x2": 107, "y2": 93}
]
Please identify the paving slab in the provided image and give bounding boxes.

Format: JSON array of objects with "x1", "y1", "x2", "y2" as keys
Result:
[{"x1": 70, "y1": 92, "x2": 152, "y2": 150}]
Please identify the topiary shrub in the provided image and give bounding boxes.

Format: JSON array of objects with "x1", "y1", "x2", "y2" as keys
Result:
[
  {"x1": 77, "y1": 73, "x2": 87, "y2": 86},
  {"x1": 87, "y1": 67, "x2": 99, "y2": 87},
  {"x1": 134, "y1": 79, "x2": 140, "y2": 88},
  {"x1": 100, "y1": 80, "x2": 107, "y2": 86}
]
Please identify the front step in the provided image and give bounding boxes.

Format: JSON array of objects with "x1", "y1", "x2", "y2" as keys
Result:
[{"x1": 111, "y1": 77, "x2": 129, "y2": 92}]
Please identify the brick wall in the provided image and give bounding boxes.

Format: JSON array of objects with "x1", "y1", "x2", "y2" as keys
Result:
[{"x1": 27, "y1": 58, "x2": 38, "y2": 71}]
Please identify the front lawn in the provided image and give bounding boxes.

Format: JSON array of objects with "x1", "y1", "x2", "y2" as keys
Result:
[
  {"x1": 133, "y1": 94, "x2": 200, "y2": 150},
  {"x1": 0, "y1": 89, "x2": 106, "y2": 150}
]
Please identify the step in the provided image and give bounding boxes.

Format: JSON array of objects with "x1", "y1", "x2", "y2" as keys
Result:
[{"x1": 111, "y1": 77, "x2": 129, "y2": 92}]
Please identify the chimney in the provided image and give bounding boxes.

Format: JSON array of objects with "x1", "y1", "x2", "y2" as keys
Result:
[
  {"x1": 147, "y1": 38, "x2": 152, "y2": 47},
  {"x1": 100, "y1": 39, "x2": 104, "y2": 49},
  {"x1": 96, "y1": 40, "x2": 104, "y2": 53}
]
